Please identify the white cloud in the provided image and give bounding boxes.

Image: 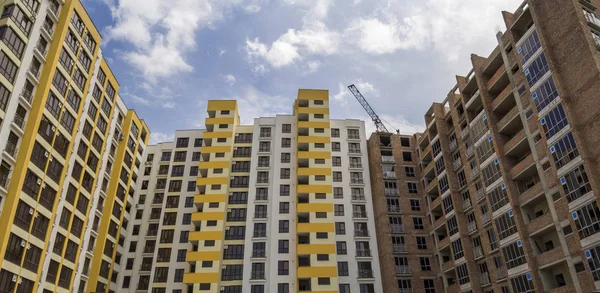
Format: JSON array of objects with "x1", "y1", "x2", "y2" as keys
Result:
[
  {"x1": 306, "y1": 60, "x2": 321, "y2": 73},
  {"x1": 129, "y1": 94, "x2": 150, "y2": 105},
  {"x1": 149, "y1": 132, "x2": 175, "y2": 144},
  {"x1": 219, "y1": 48, "x2": 227, "y2": 56},
  {"x1": 244, "y1": 4, "x2": 261, "y2": 13},
  {"x1": 218, "y1": 86, "x2": 290, "y2": 124},
  {"x1": 347, "y1": 0, "x2": 522, "y2": 60},
  {"x1": 162, "y1": 102, "x2": 176, "y2": 109},
  {"x1": 363, "y1": 114, "x2": 425, "y2": 136},
  {"x1": 222, "y1": 74, "x2": 237, "y2": 85}
]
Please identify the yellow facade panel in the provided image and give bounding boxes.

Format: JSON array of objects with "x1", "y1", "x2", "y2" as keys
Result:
[
  {"x1": 192, "y1": 212, "x2": 225, "y2": 221},
  {"x1": 297, "y1": 223, "x2": 334, "y2": 233},
  {"x1": 202, "y1": 146, "x2": 232, "y2": 153},
  {"x1": 207, "y1": 100, "x2": 237, "y2": 111},
  {"x1": 298, "y1": 121, "x2": 330, "y2": 129},
  {"x1": 297, "y1": 203, "x2": 333, "y2": 213},
  {"x1": 297, "y1": 185, "x2": 332, "y2": 194},
  {"x1": 298, "y1": 136, "x2": 331, "y2": 144},
  {"x1": 186, "y1": 251, "x2": 221, "y2": 261},
  {"x1": 183, "y1": 272, "x2": 219, "y2": 283},
  {"x1": 297, "y1": 266, "x2": 337, "y2": 278},
  {"x1": 297, "y1": 167, "x2": 332, "y2": 176},
  {"x1": 297, "y1": 244, "x2": 336, "y2": 254},
  {"x1": 196, "y1": 176, "x2": 228, "y2": 186},
  {"x1": 198, "y1": 161, "x2": 230, "y2": 169},
  {"x1": 203, "y1": 131, "x2": 233, "y2": 139},
  {"x1": 297, "y1": 89, "x2": 329, "y2": 101},
  {"x1": 297, "y1": 151, "x2": 331, "y2": 159},
  {"x1": 297, "y1": 107, "x2": 330, "y2": 115},
  {"x1": 205, "y1": 117, "x2": 235, "y2": 125},
  {"x1": 194, "y1": 194, "x2": 226, "y2": 203},
  {"x1": 190, "y1": 231, "x2": 223, "y2": 241}
]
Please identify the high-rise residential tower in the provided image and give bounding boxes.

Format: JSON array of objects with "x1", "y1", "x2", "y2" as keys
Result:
[{"x1": 184, "y1": 92, "x2": 383, "y2": 293}]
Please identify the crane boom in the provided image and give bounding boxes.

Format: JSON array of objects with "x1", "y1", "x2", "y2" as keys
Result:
[{"x1": 347, "y1": 84, "x2": 390, "y2": 133}]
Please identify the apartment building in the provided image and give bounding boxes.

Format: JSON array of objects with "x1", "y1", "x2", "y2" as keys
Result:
[
  {"x1": 0, "y1": 1, "x2": 150, "y2": 293},
  {"x1": 185, "y1": 93, "x2": 383, "y2": 293},
  {"x1": 367, "y1": 133, "x2": 442, "y2": 293},
  {"x1": 375, "y1": 0, "x2": 600, "y2": 292},
  {"x1": 113, "y1": 130, "x2": 203, "y2": 293}
]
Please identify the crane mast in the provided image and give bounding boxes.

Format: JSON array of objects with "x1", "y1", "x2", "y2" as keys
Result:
[{"x1": 347, "y1": 84, "x2": 390, "y2": 133}]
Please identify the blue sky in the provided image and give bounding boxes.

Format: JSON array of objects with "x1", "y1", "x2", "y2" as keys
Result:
[{"x1": 82, "y1": 0, "x2": 523, "y2": 144}]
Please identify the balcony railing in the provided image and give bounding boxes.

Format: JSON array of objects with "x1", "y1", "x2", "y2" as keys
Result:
[
  {"x1": 20, "y1": 88, "x2": 33, "y2": 104},
  {"x1": 468, "y1": 222, "x2": 477, "y2": 233},
  {"x1": 382, "y1": 156, "x2": 395, "y2": 163},
  {"x1": 473, "y1": 246, "x2": 483, "y2": 258},
  {"x1": 387, "y1": 205, "x2": 401, "y2": 213},
  {"x1": 383, "y1": 171, "x2": 396, "y2": 179},
  {"x1": 479, "y1": 273, "x2": 490, "y2": 285},
  {"x1": 5, "y1": 141, "x2": 18, "y2": 158},
  {"x1": 253, "y1": 230, "x2": 266, "y2": 238},
  {"x1": 352, "y1": 195, "x2": 366, "y2": 201},
  {"x1": 357, "y1": 270, "x2": 373, "y2": 279},
  {"x1": 471, "y1": 166, "x2": 480, "y2": 179},
  {"x1": 390, "y1": 224, "x2": 405, "y2": 233},
  {"x1": 13, "y1": 115, "x2": 25, "y2": 129},
  {"x1": 392, "y1": 243, "x2": 407, "y2": 252},
  {"x1": 353, "y1": 212, "x2": 367, "y2": 218},
  {"x1": 449, "y1": 140, "x2": 457, "y2": 151},
  {"x1": 482, "y1": 213, "x2": 491, "y2": 225},
  {"x1": 466, "y1": 146, "x2": 474, "y2": 157},
  {"x1": 356, "y1": 249, "x2": 371, "y2": 257},
  {"x1": 496, "y1": 267, "x2": 507, "y2": 280},
  {"x1": 396, "y1": 265, "x2": 410, "y2": 274},
  {"x1": 29, "y1": 65, "x2": 41, "y2": 80},
  {"x1": 398, "y1": 289, "x2": 412, "y2": 293},
  {"x1": 351, "y1": 179, "x2": 364, "y2": 184},
  {"x1": 460, "y1": 127, "x2": 469, "y2": 138},
  {"x1": 476, "y1": 188, "x2": 485, "y2": 200},
  {"x1": 462, "y1": 200, "x2": 472, "y2": 211},
  {"x1": 0, "y1": 172, "x2": 8, "y2": 189},
  {"x1": 385, "y1": 188, "x2": 399, "y2": 196},
  {"x1": 354, "y1": 230, "x2": 369, "y2": 237},
  {"x1": 251, "y1": 272, "x2": 265, "y2": 280},
  {"x1": 453, "y1": 159, "x2": 462, "y2": 170},
  {"x1": 350, "y1": 163, "x2": 363, "y2": 168}
]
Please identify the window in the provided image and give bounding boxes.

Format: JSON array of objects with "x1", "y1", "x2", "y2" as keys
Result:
[
  {"x1": 416, "y1": 236, "x2": 427, "y2": 249},
  {"x1": 447, "y1": 216, "x2": 459, "y2": 236},
  {"x1": 525, "y1": 52, "x2": 550, "y2": 86},
  {"x1": 251, "y1": 285, "x2": 264, "y2": 293},
  {"x1": 279, "y1": 220, "x2": 289, "y2": 233},
  {"x1": 335, "y1": 222, "x2": 345, "y2": 235},
  {"x1": 334, "y1": 187, "x2": 343, "y2": 199},
  {"x1": 337, "y1": 261, "x2": 349, "y2": 276},
  {"x1": 0, "y1": 50, "x2": 18, "y2": 83},
  {"x1": 221, "y1": 264, "x2": 243, "y2": 280},
  {"x1": 541, "y1": 103, "x2": 568, "y2": 140},
  {"x1": 318, "y1": 278, "x2": 330, "y2": 285},
  {"x1": 574, "y1": 201, "x2": 600, "y2": 239},
  {"x1": 0, "y1": 26, "x2": 25, "y2": 59},
  {"x1": 332, "y1": 142, "x2": 341, "y2": 151},
  {"x1": 562, "y1": 164, "x2": 592, "y2": 203},
  {"x1": 410, "y1": 199, "x2": 420, "y2": 211},
  {"x1": 413, "y1": 217, "x2": 424, "y2": 229},
  {"x1": 278, "y1": 283, "x2": 289, "y2": 293},
  {"x1": 315, "y1": 128, "x2": 325, "y2": 133},
  {"x1": 281, "y1": 153, "x2": 291, "y2": 163},
  {"x1": 405, "y1": 166, "x2": 415, "y2": 177},
  {"x1": 347, "y1": 128, "x2": 360, "y2": 139},
  {"x1": 334, "y1": 204, "x2": 344, "y2": 216},
  {"x1": 282, "y1": 124, "x2": 292, "y2": 133},
  {"x1": 420, "y1": 257, "x2": 431, "y2": 271},
  {"x1": 260, "y1": 127, "x2": 271, "y2": 138},
  {"x1": 488, "y1": 184, "x2": 509, "y2": 212},
  {"x1": 278, "y1": 261, "x2": 289, "y2": 275},
  {"x1": 280, "y1": 168, "x2": 291, "y2": 179},
  {"x1": 278, "y1": 240, "x2": 289, "y2": 253},
  {"x1": 457, "y1": 263, "x2": 470, "y2": 285},
  {"x1": 495, "y1": 211, "x2": 517, "y2": 240},
  {"x1": 316, "y1": 232, "x2": 328, "y2": 239},
  {"x1": 502, "y1": 240, "x2": 526, "y2": 269},
  {"x1": 223, "y1": 245, "x2": 244, "y2": 259},
  {"x1": 333, "y1": 171, "x2": 343, "y2": 182},
  {"x1": 332, "y1": 156, "x2": 342, "y2": 166},
  {"x1": 452, "y1": 239, "x2": 464, "y2": 260},
  {"x1": 407, "y1": 182, "x2": 418, "y2": 193},
  {"x1": 279, "y1": 202, "x2": 289, "y2": 214},
  {"x1": 337, "y1": 241, "x2": 347, "y2": 255},
  {"x1": 402, "y1": 151, "x2": 412, "y2": 161},
  {"x1": 424, "y1": 279, "x2": 435, "y2": 293},
  {"x1": 281, "y1": 138, "x2": 291, "y2": 147},
  {"x1": 510, "y1": 273, "x2": 535, "y2": 293},
  {"x1": 331, "y1": 128, "x2": 340, "y2": 137}
]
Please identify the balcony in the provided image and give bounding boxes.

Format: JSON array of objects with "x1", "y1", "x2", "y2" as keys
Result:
[
  {"x1": 5, "y1": 141, "x2": 18, "y2": 158},
  {"x1": 486, "y1": 64, "x2": 506, "y2": 89},
  {"x1": 473, "y1": 246, "x2": 484, "y2": 259},
  {"x1": 466, "y1": 146, "x2": 474, "y2": 157},
  {"x1": 385, "y1": 188, "x2": 399, "y2": 196},
  {"x1": 519, "y1": 181, "x2": 543, "y2": 203},
  {"x1": 497, "y1": 107, "x2": 520, "y2": 133},
  {"x1": 462, "y1": 199, "x2": 472, "y2": 211},
  {"x1": 496, "y1": 267, "x2": 507, "y2": 280},
  {"x1": 449, "y1": 139, "x2": 458, "y2": 151},
  {"x1": 479, "y1": 273, "x2": 491, "y2": 286},
  {"x1": 504, "y1": 129, "x2": 527, "y2": 156},
  {"x1": 482, "y1": 212, "x2": 491, "y2": 226},
  {"x1": 510, "y1": 153, "x2": 535, "y2": 180},
  {"x1": 468, "y1": 222, "x2": 477, "y2": 233},
  {"x1": 20, "y1": 88, "x2": 33, "y2": 104},
  {"x1": 476, "y1": 188, "x2": 485, "y2": 201},
  {"x1": 396, "y1": 265, "x2": 410, "y2": 274},
  {"x1": 387, "y1": 205, "x2": 401, "y2": 213},
  {"x1": 383, "y1": 171, "x2": 396, "y2": 179},
  {"x1": 0, "y1": 172, "x2": 8, "y2": 190},
  {"x1": 357, "y1": 270, "x2": 373, "y2": 279},
  {"x1": 13, "y1": 115, "x2": 25, "y2": 130},
  {"x1": 491, "y1": 84, "x2": 514, "y2": 111},
  {"x1": 356, "y1": 249, "x2": 371, "y2": 257},
  {"x1": 535, "y1": 246, "x2": 564, "y2": 268},
  {"x1": 382, "y1": 156, "x2": 395, "y2": 163},
  {"x1": 460, "y1": 127, "x2": 469, "y2": 138},
  {"x1": 390, "y1": 224, "x2": 405, "y2": 233},
  {"x1": 28, "y1": 64, "x2": 41, "y2": 80},
  {"x1": 452, "y1": 159, "x2": 462, "y2": 170},
  {"x1": 354, "y1": 230, "x2": 369, "y2": 237},
  {"x1": 527, "y1": 212, "x2": 553, "y2": 235},
  {"x1": 392, "y1": 244, "x2": 407, "y2": 253}
]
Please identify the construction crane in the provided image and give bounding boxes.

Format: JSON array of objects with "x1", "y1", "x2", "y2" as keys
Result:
[{"x1": 347, "y1": 84, "x2": 391, "y2": 133}]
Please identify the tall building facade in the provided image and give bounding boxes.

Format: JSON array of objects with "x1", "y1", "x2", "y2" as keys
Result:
[
  {"x1": 365, "y1": 0, "x2": 600, "y2": 292},
  {"x1": 0, "y1": 0, "x2": 150, "y2": 293},
  {"x1": 184, "y1": 93, "x2": 383, "y2": 293}
]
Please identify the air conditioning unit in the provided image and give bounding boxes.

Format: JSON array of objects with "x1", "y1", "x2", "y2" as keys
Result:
[
  {"x1": 119, "y1": 134, "x2": 124, "y2": 141},
  {"x1": 20, "y1": 240, "x2": 26, "y2": 247},
  {"x1": 221, "y1": 287, "x2": 225, "y2": 292},
  {"x1": 51, "y1": 126, "x2": 56, "y2": 131},
  {"x1": 36, "y1": 179, "x2": 42, "y2": 185},
  {"x1": 11, "y1": 275, "x2": 17, "y2": 282},
  {"x1": 49, "y1": 157, "x2": 53, "y2": 162},
  {"x1": 44, "y1": 151, "x2": 49, "y2": 157},
  {"x1": 29, "y1": 208, "x2": 34, "y2": 215}
]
